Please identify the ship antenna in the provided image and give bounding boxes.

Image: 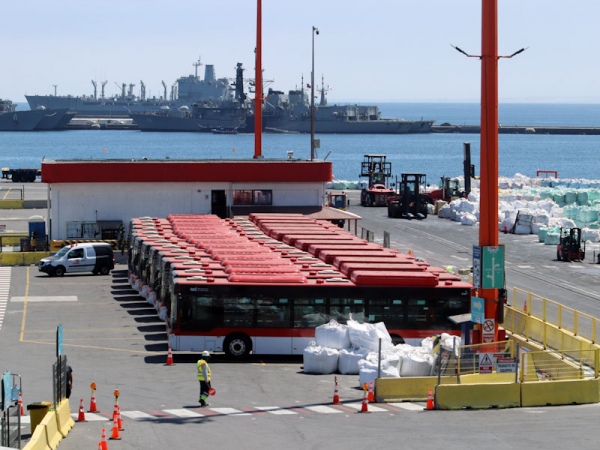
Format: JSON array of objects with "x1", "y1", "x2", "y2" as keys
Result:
[
  {"x1": 319, "y1": 75, "x2": 327, "y2": 106},
  {"x1": 194, "y1": 57, "x2": 203, "y2": 78}
]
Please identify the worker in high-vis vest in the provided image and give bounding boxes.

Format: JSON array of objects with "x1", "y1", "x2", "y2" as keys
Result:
[{"x1": 197, "y1": 351, "x2": 212, "y2": 407}]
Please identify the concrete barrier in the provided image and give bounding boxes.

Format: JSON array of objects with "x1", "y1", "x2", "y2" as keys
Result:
[
  {"x1": 521, "y1": 378, "x2": 600, "y2": 407},
  {"x1": 376, "y1": 376, "x2": 458, "y2": 402},
  {"x1": 0, "y1": 200, "x2": 24, "y2": 209},
  {"x1": 55, "y1": 399, "x2": 74, "y2": 437},
  {"x1": 40, "y1": 411, "x2": 61, "y2": 450},
  {"x1": 22, "y1": 425, "x2": 49, "y2": 450},
  {"x1": 0, "y1": 252, "x2": 50, "y2": 266},
  {"x1": 436, "y1": 382, "x2": 521, "y2": 410}
]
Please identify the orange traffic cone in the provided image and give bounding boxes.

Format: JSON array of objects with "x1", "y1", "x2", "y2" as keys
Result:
[
  {"x1": 109, "y1": 414, "x2": 121, "y2": 440},
  {"x1": 89, "y1": 382, "x2": 98, "y2": 412},
  {"x1": 165, "y1": 346, "x2": 174, "y2": 366},
  {"x1": 332, "y1": 376, "x2": 340, "y2": 405},
  {"x1": 359, "y1": 385, "x2": 370, "y2": 413},
  {"x1": 99, "y1": 428, "x2": 109, "y2": 450},
  {"x1": 77, "y1": 398, "x2": 86, "y2": 422},
  {"x1": 425, "y1": 388, "x2": 435, "y2": 410},
  {"x1": 117, "y1": 404, "x2": 124, "y2": 431},
  {"x1": 523, "y1": 299, "x2": 528, "y2": 313},
  {"x1": 368, "y1": 381, "x2": 375, "y2": 403},
  {"x1": 17, "y1": 392, "x2": 24, "y2": 416}
]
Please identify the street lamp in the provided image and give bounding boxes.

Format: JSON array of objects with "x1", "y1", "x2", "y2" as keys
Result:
[{"x1": 311, "y1": 26, "x2": 319, "y2": 161}]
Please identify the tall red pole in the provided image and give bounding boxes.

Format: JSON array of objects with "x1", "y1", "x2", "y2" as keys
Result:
[
  {"x1": 254, "y1": 0, "x2": 263, "y2": 159},
  {"x1": 479, "y1": 0, "x2": 499, "y2": 337}
]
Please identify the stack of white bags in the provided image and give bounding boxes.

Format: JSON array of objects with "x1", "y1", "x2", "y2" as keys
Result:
[{"x1": 303, "y1": 320, "x2": 460, "y2": 387}]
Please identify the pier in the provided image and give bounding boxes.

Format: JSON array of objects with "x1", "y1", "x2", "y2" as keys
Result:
[{"x1": 432, "y1": 124, "x2": 600, "y2": 135}]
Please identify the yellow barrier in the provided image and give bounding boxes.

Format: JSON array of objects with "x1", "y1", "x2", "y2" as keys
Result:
[
  {"x1": 41, "y1": 411, "x2": 61, "y2": 450},
  {"x1": 55, "y1": 399, "x2": 74, "y2": 438},
  {"x1": 376, "y1": 376, "x2": 457, "y2": 402},
  {"x1": 22, "y1": 425, "x2": 50, "y2": 450},
  {"x1": 436, "y1": 382, "x2": 521, "y2": 410},
  {"x1": 521, "y1": 378, "x2": 600, "y2": 407},
  {"x1": 0, "y1": 200, "x2": 24, "y2": 209},
  {"x1": 0, "y1": 251, "x2": 50, "y2": 266},
  {"x1": 0, "y1": 234, "x2": 28, "y2": 245}
]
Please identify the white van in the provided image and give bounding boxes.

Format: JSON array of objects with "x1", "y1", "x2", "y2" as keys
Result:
[{"x1": 38, "y1": 243, "x2": 115, "y2": 277}]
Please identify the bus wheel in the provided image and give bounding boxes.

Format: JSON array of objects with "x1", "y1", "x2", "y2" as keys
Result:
[
  {"x1": 391, "y1": 334, "x2": 405, "y2": 346},
  {"x1": 224, "y1": 334, "x2": 252, "y2": 358}
]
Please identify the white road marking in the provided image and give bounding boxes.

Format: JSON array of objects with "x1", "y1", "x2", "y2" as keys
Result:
[
  {"x1": 304, "y1": 405, "x2": 343, "y2": 414},
  {"x1": 11, "y1": 296, "x2": 78, "y2": 302},
  {"x1": 119, "y1": 411, "x2": 155, "y2": 419},
  {"x1": 0, "y1": 267, "x2": 10, "y2": 330},
  {"x1": 343, "y1": 402, "x2": 388, "y2": 412},
  {"x1": 209, "y1": 407, "x2": 251, "y2": 416},
  {"x1": 255, "y1": 406, "x2": 297, "y2": 415},
  {"x1": 389, "y1": 402, "x2": 426, "y2": 411},
  {"x1": 163, "y1": 408, "x2": 204, "y2": 418}
]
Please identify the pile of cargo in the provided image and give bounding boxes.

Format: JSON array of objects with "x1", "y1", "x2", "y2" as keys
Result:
[
  {"x1": 303, "y1": 320, "x2": 459, "y2": 387},
  {"x1": 435, "y1": 174, "x2": 600, "y2": 243}
]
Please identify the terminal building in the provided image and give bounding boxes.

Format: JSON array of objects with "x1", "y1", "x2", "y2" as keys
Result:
[{"x1": 41, "y1": 158, "x2": 356, "y2": 241}]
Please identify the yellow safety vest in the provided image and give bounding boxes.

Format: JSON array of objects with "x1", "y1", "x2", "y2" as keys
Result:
[{"x1": 197, "y1": 359, "x2": 211, "y2": 381}]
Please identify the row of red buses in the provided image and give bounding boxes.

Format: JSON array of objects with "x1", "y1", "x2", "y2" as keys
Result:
[{"x1": 127, "y1": 213, "x2": 472, "y2": 357}]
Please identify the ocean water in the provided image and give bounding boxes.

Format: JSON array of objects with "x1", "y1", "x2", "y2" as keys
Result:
[{"x1": 3, "y1": 103, "x2": 600, "y2": 185}]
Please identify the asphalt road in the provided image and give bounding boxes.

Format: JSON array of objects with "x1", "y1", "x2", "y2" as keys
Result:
[{"x1": 2, "y1": 186, "x2": 600, "y2": 449}]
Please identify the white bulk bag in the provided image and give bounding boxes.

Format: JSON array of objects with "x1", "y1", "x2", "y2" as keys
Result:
[
  {"x1": 315, "y1": 320, "x2": 351, "y2": 350},
  {"x1": 400, "y1": 352, "x2": 433, "y2": 377},
  {"x1": 303, "y1": 342, "x2": 339, "y2": 374},
  {"x1": 338, "y1": 347, "x2": 370, "y2": 375},
  {"x1": 347, "y1": 320, "x2": 393, "y2": 352}
]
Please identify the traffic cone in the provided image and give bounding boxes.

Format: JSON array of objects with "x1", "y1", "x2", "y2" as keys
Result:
[
  {"x1": 523, "y1": 299, "x2": 528, "y2": 313},
  {"x1": 77, "y1": 398, "x2": 86, "y2": 422},
  {"x1": 109, "y1": 414, "x2": 121, "y2": 440},
  {"x1": 332, "y1": 376, "x2": 340, "y2": 405},
  {"x1": 117, "y1": 404, "x2": 124, "y2": 431},
  {"x1": 89, "y1": 393, "x2": 98, "y2": 413},
  {"x1": 99, "y1": 428, "x2": 109, "y2": 450},
  {"x1": 368, "y1": 381, "x2": 375, "y2": 403},
  {"x1": 165, "y1": 346, "x2": 174, "y2": 365},
  {"x1": 425, "y1": 388, "x2": 435, "y2": 410},
  {"x1": 89, "y1": 381, "x2": 98, "y2": 412},
  {"x1": 17, "y1": 392, "x2": 24, "y2": 416},
  {"x1": 359, "y1": 385, "x2": 370, "y2": 413}
]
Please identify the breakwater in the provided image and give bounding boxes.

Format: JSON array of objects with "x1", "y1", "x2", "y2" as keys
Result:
[{"x1": 432, "y1": 124, "x2": 600, "y2": 135}]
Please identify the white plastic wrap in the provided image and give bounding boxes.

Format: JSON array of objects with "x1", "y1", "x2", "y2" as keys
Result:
[
  {"x1": 347, "y1": 319, "x2": 393, "y2": 352},
  {"x1": 315, "y1": 320, "x2": 351, "y2": 350},
  {"x1": 338, "y1": 347, "x2": 370, "y2": 375},
  {"x1": 303, "y1": 342, "x2": 340, "y2": 374},
  {"x1": 400, "y1": 352, "x2": 433, "y2": 377}
]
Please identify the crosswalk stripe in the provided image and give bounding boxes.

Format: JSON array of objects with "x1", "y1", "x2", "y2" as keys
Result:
[
  {"x1": 163, "y1": 409, "x2": 204, "y2": 418},
  {"x1": 342, "y1": 402, "x2": 389, "y2": 412},
  {"x1": 209, "y1": 407, "x2": 251, "y2": 416},
  {"x1": 120, "y1": 411, "x2": 155, "y2": 419},
  {"x1": 69, "y1": 413, "x2": 107, "y2": 421},
  {"x1": 255, "y1": 406, "x2": 297, "y2": 415},
  {"x1": 389, "y1": 402, "x2": 425, "y2": 411},
  {"x1": 304, "y1": 405, "x2": 343, "y2": 414}
]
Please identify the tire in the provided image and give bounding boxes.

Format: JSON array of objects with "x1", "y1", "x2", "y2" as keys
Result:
[
  {"x1": 99, "y1": 265, "x2": 110, "y2": 275},
  {"x1": 366, "y1": 195, "x2": 373, "y2": 207},
  {"x1": 391, "y1": 334, "x2": 405, "y2": 346},
  {"x1": 11, "y1": 173, "x2": 20, "y2": 183},
  {"x1": 54, "y1": 266, "x2": 66, "y2": 277},
  {"x1": 556, "y1": 249, "x2": 561, "y2": 261},
  {"x1": 224, "y1": 334, "x2": 252, "y2": 358}
]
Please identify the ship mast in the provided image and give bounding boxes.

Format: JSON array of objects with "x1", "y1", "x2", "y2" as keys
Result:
[
  {"x1": 193, "y1": 57, "x2": 203, "y2": 78},
  {"x1": 319, "y1": 75, "x2": 327, "y2": 106}
]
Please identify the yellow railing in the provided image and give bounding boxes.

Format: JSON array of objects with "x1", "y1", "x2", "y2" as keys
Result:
[{"x1": 511, "y1": 287, "x2": 599, "y2": 344}]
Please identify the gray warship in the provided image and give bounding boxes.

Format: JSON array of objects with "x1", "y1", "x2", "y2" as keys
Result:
[
  {"x1": 129, "y1": 63, "x2": 249, "y2": 132},
  {"x1": 0, "y1": 99, "x2": 74, "y2": 131},
  {"x1": 25, "y1": 59, "x2": 233, "y2": 119},
  {"x1": 256, "y1": 80, "x2": 434, "y2": 134}
]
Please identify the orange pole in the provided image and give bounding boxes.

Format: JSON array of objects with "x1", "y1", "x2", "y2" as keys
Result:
[
  {"x1": 254, "y1": 0, "x2": 263, "y2": 159},
  {"x1": 480, "y1": 0, "x2": 499, "y2": 338}
]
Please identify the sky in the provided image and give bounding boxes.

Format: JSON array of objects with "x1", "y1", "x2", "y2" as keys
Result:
[{"x1": 2, "y1": 1, "x2": 600, "y2": 104}]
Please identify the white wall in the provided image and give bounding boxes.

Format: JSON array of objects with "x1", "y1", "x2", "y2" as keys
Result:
[{"x1": 48, "y1": 181, "x2": 325, "y2": 240}]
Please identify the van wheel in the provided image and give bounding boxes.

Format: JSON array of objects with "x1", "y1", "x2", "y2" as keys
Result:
[
  {"x1": 54, "y1": 266, "x2": 65, "y2": 277},
  {"x1": 99, "y1": 265, "x2": 110, "y2": 275},
  {"x1": 92, "y1": 270, "x2": 98, "y2": 275}
]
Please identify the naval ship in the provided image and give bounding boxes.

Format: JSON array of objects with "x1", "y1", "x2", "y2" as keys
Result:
[
  {"x1": 255, "y1": 80, "x2": 434, "y2": 134},
  {"x1": 25, "y1": 59, "x2": 233, "y2": 119},
  {"x1": 0, "y1": 99, "x2": 75, "y2": 131}
]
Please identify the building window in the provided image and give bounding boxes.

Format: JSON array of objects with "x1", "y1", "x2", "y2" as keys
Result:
[{"x1": 233, "y1": 190, "x2": 273, "y2": 206}]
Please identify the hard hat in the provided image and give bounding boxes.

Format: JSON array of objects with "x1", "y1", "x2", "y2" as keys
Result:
[{"x1": 201, "y1": 351, "x2": 210, "y2": 357}]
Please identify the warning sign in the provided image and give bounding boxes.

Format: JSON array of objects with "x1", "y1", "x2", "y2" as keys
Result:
[
  {"x1": 482, "y1": 318, "x2": 495, "y2": 343},
  {"x1": 496, "y1": 357, "x2": 517, "y2": 373},
  {"x1": 479, "y1": 353, "x2": 494, "y2": 374}
]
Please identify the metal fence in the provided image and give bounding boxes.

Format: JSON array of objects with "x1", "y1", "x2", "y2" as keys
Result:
[{"x1": 0, "y1": 187, "x2": 24, "y2": 201}]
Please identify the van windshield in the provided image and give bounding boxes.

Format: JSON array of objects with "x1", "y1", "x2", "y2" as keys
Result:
[{"x1": 55, "y1": 247, "x2": 70, "y2": 258}]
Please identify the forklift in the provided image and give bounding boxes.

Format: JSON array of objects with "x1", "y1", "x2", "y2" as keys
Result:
[
  {"x1": 556, "y1": 227, "x2": 585, "y2": 262},
  {"x1": 387, "y1": 173, "x2": 429, "y2": 220},
  {"x1": 359, "y1": 154, "x2": 395, "y2": 207}
]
